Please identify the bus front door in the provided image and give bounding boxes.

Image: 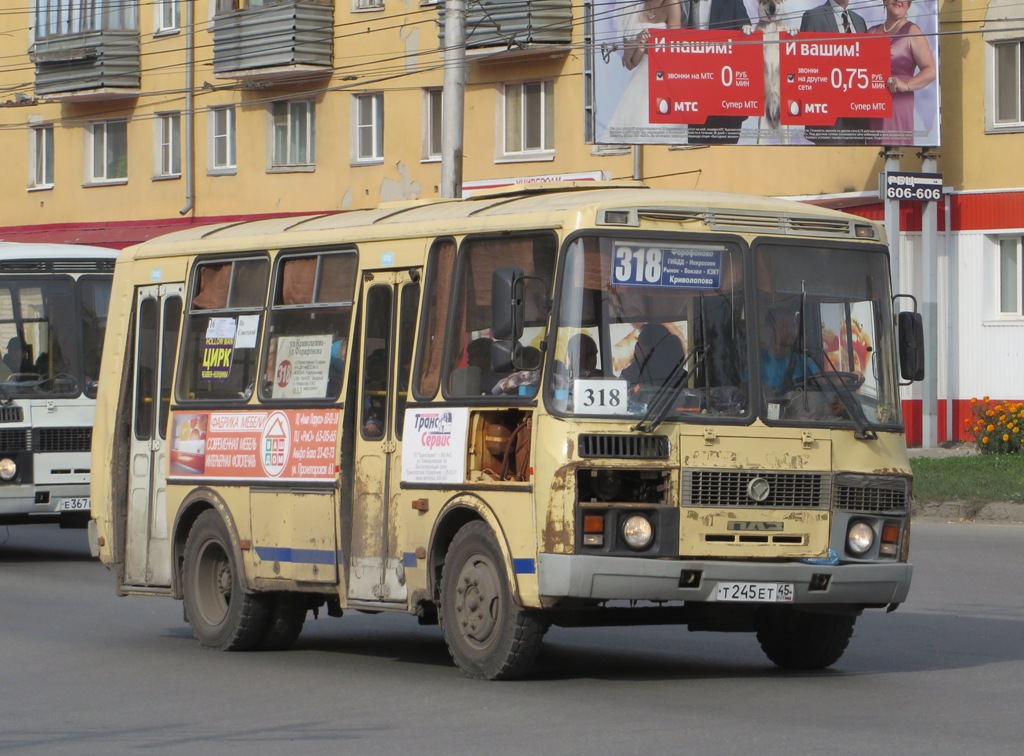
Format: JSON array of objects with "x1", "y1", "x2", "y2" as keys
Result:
[
  {"x1": 124, "y1": 285, "x2": 183, "y2": 588},
  {"x1": 347, "y1": 270, "x2": 420, "y2": 604}
]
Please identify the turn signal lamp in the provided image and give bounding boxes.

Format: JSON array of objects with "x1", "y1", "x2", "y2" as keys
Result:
[
  {"x1": 583, "y1": 514, "x2": 605, "y2": 547},
  {"x1": 879, "y1": 521, "x2": 901, "y2": 557}
]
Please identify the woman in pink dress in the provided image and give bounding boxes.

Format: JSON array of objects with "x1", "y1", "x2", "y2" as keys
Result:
[{"x1": 868, "y1": 0, "x2": 936, "y2": 145}]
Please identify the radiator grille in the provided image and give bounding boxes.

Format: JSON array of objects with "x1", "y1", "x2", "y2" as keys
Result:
[
  {"x1": 0, "y1": 428, "x2": 29, "y2": 452},
  {"x1": 684, "y1": 470, "x2": 828, "y2": 508},
  {"x1": 578, "y1": 434, "x2": 669, "y2": 459},
  {"x1": 34, "y1": 427, "x2": 92, "y2": 453},
  {"x1": 0, "y1": 405, "x2": 24, "y2": 423},
  {"x1": 835, "y1": 477, "x2": 909, "y2": 513}
]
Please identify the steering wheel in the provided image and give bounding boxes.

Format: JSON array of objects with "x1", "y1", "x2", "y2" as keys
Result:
[{"x1": 802, "y1": 371, "x2": 864, "y2": 392}]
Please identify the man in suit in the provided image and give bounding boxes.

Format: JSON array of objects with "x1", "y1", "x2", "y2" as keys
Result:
[
  {"x1": 687, "y1": 0, "x2": 751, "y2": 145},
  {"x1": 800, "y1": 0, "x2": 870, "y2": 144}
]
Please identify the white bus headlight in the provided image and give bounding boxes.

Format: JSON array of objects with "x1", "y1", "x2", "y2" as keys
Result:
[
  {"x1": 621, "y1": 515, "x2": 654, "y2": 550},
  {"x1": 0, "y1": 458, "x2": 17, "y2": 481},
  {"x1": 846, "y1": 521, "x2": 875, "y2": 556}
]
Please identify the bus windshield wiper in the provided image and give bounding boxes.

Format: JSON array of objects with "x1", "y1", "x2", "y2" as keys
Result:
[
  {"x1": 803, "y1": 346, "x2": 877, "y2": 441},
  {"x1": 633, "y1": 346, "x2": 705, "y2": 433}
]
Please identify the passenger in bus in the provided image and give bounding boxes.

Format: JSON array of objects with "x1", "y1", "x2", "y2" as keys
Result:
[
  {"x1": 620, "y1": 323, "x2": 685, "y2": 390},
  {"x1": 467, "y1": 337, "x2": 500, "y2": 395},
  {"x1": 760, "y1": 308, "x2": 819, "y2": 395},
  {"x1": 567, "y1": 333, "x2": 603, "y2": 379},
  {"x1": 362, "y1": 349, "x2": 388, "y2": 437}
]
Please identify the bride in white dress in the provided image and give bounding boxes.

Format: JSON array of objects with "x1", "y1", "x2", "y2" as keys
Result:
[{"x1": 603, "y1": 0, "x2": 684, "y2": 139}]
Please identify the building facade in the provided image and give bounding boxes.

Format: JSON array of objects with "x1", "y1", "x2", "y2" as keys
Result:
[{"x1": 1, "y1": 0, "x2": 1022, "y2": 444}]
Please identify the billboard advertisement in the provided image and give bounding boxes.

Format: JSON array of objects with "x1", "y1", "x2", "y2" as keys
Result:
[{"x1": 591, "y1": 0, "x2": 939, "y2": 147}]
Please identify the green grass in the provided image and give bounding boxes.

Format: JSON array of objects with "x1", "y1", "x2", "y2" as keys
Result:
[{"x1": 910, "y1": 454, "x2": 1024, "y2": 503}]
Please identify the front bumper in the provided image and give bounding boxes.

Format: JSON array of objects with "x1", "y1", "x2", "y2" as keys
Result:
[{"x1": 538, "y1": 553, "x2": 912, "y2": 606}]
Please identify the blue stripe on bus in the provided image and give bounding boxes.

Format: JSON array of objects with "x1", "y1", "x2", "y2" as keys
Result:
[
  {"x1": 513, "y1": 558, "x2": 536, "y2": 575},
  {"x1": 254, "y1": 546, "x2": 340, "y2": 565}
]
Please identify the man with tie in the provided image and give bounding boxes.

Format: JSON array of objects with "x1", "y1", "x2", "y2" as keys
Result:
[
  {"x1": 687, "y1": 0, "x2": 751, "y2": 145},
  {"x1": 800, "y1": 0, "x2": 870, "y2": 144}
]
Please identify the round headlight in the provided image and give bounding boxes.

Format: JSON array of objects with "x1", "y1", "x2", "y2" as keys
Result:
[
  {"x1": 621, "y1": 515, "x2": 654, "y2": 550},
  {"x1": 0, "y1": 458, "x2": 17, "y2": 481},
  {"x1": 847, "y1": 521, "x2": 875, "y2": 556}
]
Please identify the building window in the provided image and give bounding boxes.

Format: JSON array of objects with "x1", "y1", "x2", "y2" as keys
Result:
[
  {"x1": 87, "y1": 119, "x2": 128, "y2": 183},
  {"x1": 272, "y1": 99, "x2": 315, "y2": 168},
  {"x1": 30, "y1": 125, "x2": 55, "y2": 189},
  {"x1": 994, "y1": 41, "x2": 1024, "y2": 126},
  {"x1": 156, "y1": 0, "x2": 179, "y2": 32},
  {"x1": 424, "y1": 88, "x2": 442, "y2": 160},
  {"x1": 504, "y1": 80, "x2": 554, "y2": 156},
  {"x1": 210, "y1": 106, "x2": 236, "y2": 172},
  {"x1": 36, "y1": 0, "x2": 139, "y2": 38},
  {"x1": 156, "y1": 113, "x2": 181, "y2": 177},
  {"x1": 353, "y1": 93, "x2": 384, "y2": 163},
  {"x1": 999, "y1": 237, "x2": 1023, "y2": 316},
  {"x1": 354, "y1": 0, "x2": 384, "y2": 10}
]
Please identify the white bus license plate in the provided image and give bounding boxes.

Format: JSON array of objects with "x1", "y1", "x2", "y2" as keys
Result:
[
  {"x1": 58, "y1": 497, "x2": 90, "y2": 512},
  {"x1": 715, "y1": 582, "x2": 794, "y2": 603}
]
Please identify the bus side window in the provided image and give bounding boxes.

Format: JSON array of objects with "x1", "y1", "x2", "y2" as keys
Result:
[
  {"x1": 260, "y1": 250, "x2": 356, "y2": 402},
  {"x1": 444, "y1": 233, "x2": 556, "y2": 398},
  {"x1": 414, "y1": 238, "x2": 455, "y2": 400},
  {"x1": 178, "y1": 257, "x2": 269, "y2": 402}
]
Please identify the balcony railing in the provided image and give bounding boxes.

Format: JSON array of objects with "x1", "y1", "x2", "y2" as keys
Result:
[
  {"x1": 213, "y1": 0, "x2": 334, "y2": 81},
  {"x1": 29, "y1": 29, "x2": 141, "y2": 100},
  {"x1": 437, "y1": 0, "x2": 572, "y2": 58}
]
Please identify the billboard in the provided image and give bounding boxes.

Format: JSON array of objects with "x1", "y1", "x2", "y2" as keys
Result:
[{"x1": 591, "y1": 0, "x2": 939, "y2": 147}]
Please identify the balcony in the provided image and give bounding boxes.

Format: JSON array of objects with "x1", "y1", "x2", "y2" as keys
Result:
[
  {"x1": 438, "y1": 0, "x2": 572, "y2": 61},
  {"x1": 29, "y1": 30, "x2": 141, "y2": 101},
  {"x1": 213, "y1": 1, "x2": 334, "y2": 82}
]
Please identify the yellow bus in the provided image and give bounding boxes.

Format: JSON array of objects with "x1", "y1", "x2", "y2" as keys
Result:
[{"x1": 90, "y1": 184, "x2": 923, "y2": 679}]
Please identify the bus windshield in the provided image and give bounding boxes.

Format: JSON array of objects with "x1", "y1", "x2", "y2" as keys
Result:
[
  {"x1": 547, "y1": 235, "x2": 901, "y2": 432},
  {"x1": 0, "y1": 275, "x2": 111, "y2": 398}
]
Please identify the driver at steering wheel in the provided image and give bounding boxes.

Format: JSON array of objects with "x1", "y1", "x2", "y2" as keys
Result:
[{"x1": 761, "y1": 308, "x2": 819, "y2": 396}]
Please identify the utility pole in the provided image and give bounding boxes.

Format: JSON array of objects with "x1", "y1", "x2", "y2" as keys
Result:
[{"x1": 440, "y1": 0, "x2": 466, "y2": 198}]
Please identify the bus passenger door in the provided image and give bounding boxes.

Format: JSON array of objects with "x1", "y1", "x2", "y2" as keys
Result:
[
  {"x1": 124, "y1": 284, "x2": 183, "y2": 588},
  {"x1": 348, "y1": 270, "x2": 420, "y2": 603}
]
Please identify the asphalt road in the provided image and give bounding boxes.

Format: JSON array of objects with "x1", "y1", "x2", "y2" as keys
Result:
[{"x1": 1, "y1": 522, "x2": 1021, "y2": 756}]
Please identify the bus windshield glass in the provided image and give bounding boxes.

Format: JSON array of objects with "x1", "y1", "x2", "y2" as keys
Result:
[
  {"x1": 0, "y1": 275, "x2": 111, "y2": 398},
  {"x1": 548, "y1": 235, "x2": 901, "y2": 431}
]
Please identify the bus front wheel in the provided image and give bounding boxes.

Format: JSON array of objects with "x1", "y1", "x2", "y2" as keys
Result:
[
  {"x1": 440, "y1": 521, "x2": 547, "y2": 680},
  {"x1": 182, "y1": 510, "x2": 270, "y2": 651},
  {"x1": 755, "y1": 607, "x2": 856, "y2": 670}
]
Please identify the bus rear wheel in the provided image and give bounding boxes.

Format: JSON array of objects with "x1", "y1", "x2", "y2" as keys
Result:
[
  {"x1": 182, "y1": 510, "x2": 270, "y2": 651},
  {"x1": 440, "y1": 521, "x2": 547, "y2": 680},
  {"x1": 755, "y1": 607, "x2": 856, "y2": 670}
]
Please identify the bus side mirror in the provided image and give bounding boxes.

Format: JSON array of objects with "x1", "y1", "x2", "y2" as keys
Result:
[
  {"x1": 491, "y1": 267, "x2": 525, "y2": 342},
  {"x1": 898, "y1": 311, "x2": 925, "y2": 381},
  {"x1": 491, "y1": 340, "x2": 517, "y2": 373}
]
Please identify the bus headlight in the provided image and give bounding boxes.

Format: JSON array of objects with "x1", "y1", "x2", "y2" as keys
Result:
[
  {"x1": 846, "y1": 521, "x2": 875, "y2": 556},
  {"x1": 0, "y1": 458, "x2": 17, "y2": 481},
  {"x1": 621, "y1": 515, "x2": 654, "y2": 550}
]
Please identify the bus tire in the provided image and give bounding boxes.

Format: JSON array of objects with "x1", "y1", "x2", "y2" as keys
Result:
[
  {"x1": 258, "y1": 593, "x2": 307, "y2": 651},
  {"x1": 182, "y1": 510, "x2": 270, "y2": 651},
  {"x1": 755, "y1": 608, "x2": 856, "y2": 670},
  {"x1": 440, "y1": 521, "x2": 546, "y2": 680}
]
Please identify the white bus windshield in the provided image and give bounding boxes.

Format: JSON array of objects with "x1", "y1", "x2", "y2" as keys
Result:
[{"x1": 0, "y1": 275, "x2": 111, "y2": 398}]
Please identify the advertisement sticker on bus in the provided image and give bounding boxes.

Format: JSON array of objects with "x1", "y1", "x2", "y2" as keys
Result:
[
  {"x1": 168, "y1": 409, "x2": 340, "y2": 482},
  {"x1": 201, "y1": 317, "x2": 236, "y2": 381},
  {"x1": 401, "y1": 407, "x2": 470, "y2": 484}
]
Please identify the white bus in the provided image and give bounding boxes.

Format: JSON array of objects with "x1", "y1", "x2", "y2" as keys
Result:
[{"x1": 0, "y1": 242, "x2": 116, "y2": 528}]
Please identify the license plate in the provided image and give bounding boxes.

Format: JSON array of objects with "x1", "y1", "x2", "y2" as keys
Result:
[
  {"x1": 58, "y1": 497, "x2": 90, "y2": 512},
  {"x1": 715, "y1": 582, "x2": 794, "y2": 602}
]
